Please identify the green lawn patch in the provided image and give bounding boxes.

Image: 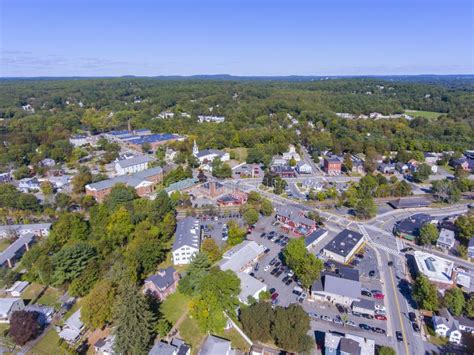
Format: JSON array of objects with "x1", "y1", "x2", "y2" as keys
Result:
[
  {"x1": 178, "y1": 315, "x2": 205, "y2": 355},
  {"x1": 28, "y1": 328, "x2": 60, "y2": 355},
  {"x1": 0, "y1": 239, "x2": 11, "y2": 252},
  {"x1": 37, "y1": 287, "x2": 62, "y2": 308},
  {"x1": 404, "y1": 110, "x2": 443, "y2": 119},
  {"x1": 161, "y1": 292, "x2": 191, "y2": 324},
  {"x1": 217, "y1": 328, "x2": 250, "y2": 352},
  {"x1": 21, "y1": 283, "x2": 45, "y2": 305},
  {"x1": 225, "y1": 148, "x2": 248, "y2": 162}
]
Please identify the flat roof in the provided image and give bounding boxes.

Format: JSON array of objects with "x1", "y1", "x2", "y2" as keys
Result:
[
  {"x1": 126, "y1": 133, "x2": 178, "y2": 145},
  {"x1": 389, "y1": 198, "x2": 431, "y2": 209},
  {"x1": 323, "y1": 229, "x2": 364, "y2": 258},
  {"x1": 219, "y1": 240, "x2": 265, "y2": 273},
  {"x1": 414, "y1": 251, "x2": 454, "y2": 285}
]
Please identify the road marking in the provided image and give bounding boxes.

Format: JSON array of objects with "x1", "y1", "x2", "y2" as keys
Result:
[{"x1": 388, "y1": 260, "x2": 410, "y2": 355}]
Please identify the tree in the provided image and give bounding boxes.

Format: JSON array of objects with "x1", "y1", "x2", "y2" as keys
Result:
[
  {"x1": 432, "y1": 179, "x2": 461, "y2": 204},
  {"x1": 81, "y1": 280, "x2": 116, "y2": 329},
  {"x1": 191, "y1": 291, "x2": 227, "y2": 333},
  {"x1": 113, "y1": 281, "x2": 155, "y2": 355},
  {"x1": 72, "y1": 166, "x2": 92, "y2": 194},
  {"x1": 413, "y1": 275, "x2": 439, "y2": 311},
  {"x1": 55, "y1": 192, "x2": 71, "y2": 209},
  {"x1": 455, "y1": 214, "x2": 474, "y2": 244},
  {"x1": 260, "y1": 198, "x2": 273, "y2": 216},
  {"x1": 52, "y1": 242, "x2": 97, "y2": 285},
  {"x1": 443, "y1": 287, "x2": 465, "y2": 316},
  {"x1": 353, "y1": 196, "x2": 377, "y2": 219},
  {"x1": 412, "y1": 164, "x2": 432, "y2": 182},
  {"x1": 240, "y1": 301, "x2": 274, "y2": 342},
  {"x1": 227, "y1": 220, "x2": 246, "y2": 246},
  {"x1": 68, "y1": 259, "x2": 100, "y2": 297},
  {"x1": 9, "y1": 310, "x2": 42, "y2": 345},
  {"x1": 201, "y1": 238, "x2": 222, "y2": 262},
  {"x1": 418, "y1": 223, "x2": 438, "y2": 245},
  {"x1": 247, "y1": 191, "x2": 261, "y2": 205},
  {"x1": 465, "y1": 294, "x2": 474, "y2": 317},
  {"x1": 141, "y1": 142, "x2": 152, "y2": 153},
  {"x1": 283, "y1": 239, "x2": 323, "y2": 289},
  {"x1": 40, "y1": 181, "x2": 54, "y2": 195},
  {"x1": 106, "y1": 206, "x2": 134, "y2": 248},
  {"x1": 48, "y1": 212, "x2": 90, "y2": 248},
  {"x1": 243, "y1": 207, "x2": 259, "y2": 225},
  {"x1": 178, "y1": 253, "x2": 211, "y2": 296},
  {"x1": 272, "y1": 304, "x2": 313, "y2": 353},
  {"x1": 105, "y1": 184, "x2": 137, "y2": 210},
  {"x1": 378, "y1": 346, "x2": 396, "y2": 355},
  {"x1": 343, "y1": 153, "x2": 353, "y2": 172}
]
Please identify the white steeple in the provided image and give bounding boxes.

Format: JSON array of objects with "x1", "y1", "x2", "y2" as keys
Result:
[{"x1": 193, "y1": 140, "x2": 199, "y2": 156}]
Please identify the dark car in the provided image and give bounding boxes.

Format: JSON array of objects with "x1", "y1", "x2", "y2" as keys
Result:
[
  {"x1": 260, "y1": 232, "x2": 267, "y2": 238},
  {"x1": 408, "y1": 312, "x2": 416, "y2": 322},
  {"x1": 264, "y1": 248, "x2": 270, "y2": 254},
  {"x1": 372, "y1": 327, "x2": 386, "y2": 335},
  {"x1": 369, "y1": 270, "x2": 376, "y2": 277},
  {"x1": 270, "y1": 268, "x2": 278, "y2": 275},
  {"x1": 359, "y1": 323, "x2": 371, "y2": 331},
  {"x1": 285, "y1": 278, "x2": 293, "y2": 286},
  {"x1": 336, "y1": 304, "x2": 346, "y2": 313},
  {"x1": 412, "y1": 322, "x2": 420, "y2": 332},
  {"x1": 361, "y1": 290, "x2": 372, "y2": 297},
  {"x1": 355, "y1": 253, "x2": 364, "y2": 259},
  {"x1": 269, "y1": 288, "x2": 276, "y2": 294},
  {"x1": 274, "y1": 261, "x2": 281, "y2": 268},
  {"x1": 271, "y1": 292, "x2": 279, "y2": 301},
  {"x1": 362, "y1": 314, "x2": 374, "y2": 320},
  {"x1": 401, "y1": 247, "x2": 414, "y2": 252},
  {"x1": 275, "y1": 270, "x2": 283, "y2": 277},
  {"x1": 396, "y1": 331, "x2": 403, "y2": 341},
  {"x1": 269, "y1": 258, "x2": 277, "y2": 266},
  {"x1": 352, "y1": 311, "x2": 361, "y2": 317},
  {"x1": 282, "y1": 275, "x2": 290, "y2": 283},
  {"x1": 388, "y1": 261, "x2": 394, "y2": 267}
]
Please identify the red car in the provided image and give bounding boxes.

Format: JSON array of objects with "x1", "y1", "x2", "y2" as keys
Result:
[
  {"x1": 373, "y1": 293, "x2": 384, "y2": 300},
  {"x1": 375, "y1": 314, "x2": 387, "y2": 321},
  {"x1": 271, "y1": 292, "x2": 279, "y2": 301}
]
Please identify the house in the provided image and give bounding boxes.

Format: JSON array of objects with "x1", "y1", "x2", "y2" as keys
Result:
[
  {"x1": 115, "y1": 155, "x2": 152, "y2": 175},
  {"x1": 165, "y1": 148, "x2": 177, "y2": 163},
  {"x1": 198, "y1": 335, "x2": 233, "y2": 355},
  {"x1": 432, "y1": 308, "x2": 462, "y2": 344},
  {"x1": 0, "y1": 223, "x2": 51, "y2": 238},
  {"x1": 377, "y1": 163, "x2": 396, "y2": 174},
  {"x1": 451, "y1": 157, "x2": 469, "y2": 171},
  {"x1": 282, "y1": 145, "x2": 301, "y2": 162},
  {"x1": 324, "y1": 332, "x2": 375, "y2": 355},
  {"x1": 323, "y1": 156, "x2": 342, "y2": 175},
  {"x1": 0, "y1": 233, "x2": 36, "y2": 268},
  {"x1": 197, "y1": 115, "x2": 225, "y2": 123},
  {"x1": 311, "y1": 268, "x2": 361, "y2": 306},
  {"x1": 388, "y1": 198, "x2": 431, "y2": 209},
  {"x1": 232, "y1": 163, "x2": 262, "y2": 178},
  {"x1": 469, "y1": 238, "x2": 474, "y2": 259},
  {"x1": 18, "y1": 177, "x2": 40, "y2": 192},
  {"x1": 57, "y1": 309, "x2": 84, "y2": 344},
  {"x1": 424, "y1": 153, "x2": 439, "y2": 165},
  {"x1": 0, "y1": 172, "x2": 12, "y2": 184},
  {"x1": 24, "y1": 304, "x2": 55, "y2": 325},
  {"x1": 304, "y1": 228, "x2": 329, "y2": 250},
  {"x1": 393, "y1": 213, "x2": 433, "y2": 241},
  {"x1": 436, "y1": 228, "x2": 455, "y2": 250},
  {"x1": 6, "y1": 281, "x2": 30, "y2": 296},
  {"x1": 69, "y1": 134, "x2": 88, "y2": 147},
  {"x1": 219, "y1": 240, "x2": 266, "y2": 273},
  {"x1": 0, "y1": 298, "x2": 25, "y2": 323},
  {"x1": 396, "y1": 162, "x2": 409, "y2": 173},
  {"x1": 275, "y1": 206, "x2": 317, "y2": 236},
  {"x1": 269, "y1": 165, "x2": 296, "y2": 178},
  {"x1": 322, "y1": 229, "x2": 364, "y2": 264},
  {"x1": 351, "y1": 298, "x2": 375, "y2": 316},
  {"x1": 193, "y1": 141, "x2": 230, "y2": 164},
  {"x1": 455, "y1": 316, "x2": 474, "y2": 334},
  {"x1": 40, "y1": 158, "x2": 56, "y2": 167},
  {"x1": 94, "y1": 335, "x2": 115, "y2": 355},
  {"x1": 414, "y1": 251, "x2": 454, "y2": 288},
  {"x1": 85, "y1": 167, "x2": 163, "y2": 202},
  {"x1": 172, "y1": 217, "x2": 201, "y2": 265},
  {"x1": 236, "y1": 272, "x2": 266, "y2": 304},
  {"x1": 296, "y1": 161, "x2": 312, "y2": 174},
  {"x1": 157, "y1": 111, "x2": 175, "y2": 119},
  {"x1": 249, "y1": 345, "x2": 280, "y2": 355},
  {"x1": 350, "y1": 155, "x2": 365, "y2": 174},
  {"x1": 143, "y1": 267, "x2": 180, "y2": 301}
]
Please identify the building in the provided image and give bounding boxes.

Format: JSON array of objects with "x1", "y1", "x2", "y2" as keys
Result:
[
  {"x1": 232, "y1": 163, "x2": 262, "y2": 178},
  {"x1": 414, "y1": 251, "x2": 454, "y2": 288},
  {"x1": 24, "y1": 304, "x2": 55, "y2": 326},
  {"x1": 18, "y1": 177, "x2": 40, "y2": 192},
  {"x1": 236, "y1": 272, "x2": 266, "y2": 304},
  {"x1": 69, "y1": 134, "x2": 88, "y2": 147},
  {"x1": 469, "y1": 238, "x2": 474, "y2": 259},
  {"x1": 0, "y1": 298, "x2": 25, "y2": 323},
  {"x1": 40, "y1": 158, "x2": 56, "y2": 168},
  {"x1": 165, "y1": 148, "x2": 177, "y2": 163},
  {"x1": 0, "y1": 233, "x2": 36, "y2": 268},
  {"x1": 219, "y1": 240, "x2": 266, "y2": 273},
  {"x1": 85, "y1": 167, "x2": 163, "y2": 202},
  {"x1": 304, "y1": 228, "x2": 329, "y2": 250},
  {"x1": 388, "y1": 198, "x2": 431, "y2": 209},
  {"x1": 94, "y1": 335, "x2": 115, "y2": 355},
  {"x1": 0, "y1": 223, "x2": 51, "y2": 238},
  {"x1": 396, "y1": 162, "x2": 409, "y2": 173},
  {"x1": 393, "y1": 213, "x2": 433, "y2": 241},
  {"x1": 455, "y1": 316, "x2": 474, "y2": 334},
  {"x1": 324, "y1": 332, "x2": 375, "y2": 355},
  {"x1": 351, "y1": 298, "x2": 375, "y2": 316},
  {"x1": 350, "y1": 155, "x2": 365, "y2": 174},
  {"x1": 436, "y1": 228, "x2": 455, "y2": 250},
  {"x1": 0, "y1": 172, "x2": 12, "y2": 184},
  {"x1": 164, "y1": 178, "x2": 198, "y2": 196},
  {"x1": 296, "y1": 161, "x2": 312, "y2": 174},
  {"x1": 126, "y1": 133, "x2": 182, "y2": 152},
  {"x1": 311, "y1": 268, "x2": 361, "y2": 306},
  {"x1": 282, "y1": 145, "x2": 301, "y2": 162},
  {"x1": 198, "y1": 335, "x2": 233, "y2": 355},
  {"x1": 322, "y1": 229, "x2": 364, "y2": 264},
  {"x1": 275, "y1": 206, "x2": 317, "y2": 236},
  {"x1": 193, "y1": 141, "x2": 229, "y2": 165},
  {"x1": 6, "y1": 281, "x2": 30, "y2": 296},
  {"x1": 432, "y1": 308, "x2": 462, "y2": 344},
  {"x1": 115, "y1": 155, "x2": 152, "y2": 175},
  {"x1": 377, "y1": 163, "x2": 396, "y2": 174},
  {"x1": 58, "y1": 309, "x2": 84, "y2": 344},
  {"x1": 451, "y1": 157, "x2": 469, "y2": 171},
  {"x1": 216, "y1": 192, "x2": 248, "y2": 207},
  {"x1": 269, "y1": 165, "x2": 296, "y2": 178},
  {"x1": 198, "y1": 115, "x2": 225, "y2": 123},
  {"x1": 143, "y1": 267, "x2": 180, "y2": 301},
  {"x1": 172, "y1": 217, "x2": 201, "y2": 265},
  {"x1": 323, "y1": 156, "x2": 342, "y2": 175}
]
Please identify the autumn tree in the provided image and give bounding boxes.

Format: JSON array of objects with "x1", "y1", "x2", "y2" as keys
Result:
[
  {"x1": 9, "y1": 310, "x2": 42, "y2": 345},
  {"x1": 81, "y1": 280, "x2": 116, "y2": 329}
]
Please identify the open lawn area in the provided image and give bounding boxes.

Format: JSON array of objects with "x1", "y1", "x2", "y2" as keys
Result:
[
  {"x1": 22, "y1": 283, "x2": 62, "y2": 308},
  {"x1": 217, "y1": 328, "x2": 250, "y2": 353},
  {"x1": 0, "y1": 239, "x2": 11, "y2": 252},
  {"x1": 28, "y1": 328, "x2": 60, "y2": 355},
  {"x1": 178, "y1": 316, "x2": 205, "y2": 355},
  {"x1": 404, "y1": 109, "x2": 444, "y2": 119},
  {"x1": 225, "y1": 147, "x2": 248, "y2": 162},
  {"x1": 161, "y1": 292, "x2": 190, "y2": 324}
]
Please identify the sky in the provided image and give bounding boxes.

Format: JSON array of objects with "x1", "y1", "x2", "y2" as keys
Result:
[{"x1": 0, "y1": 0, "x2": 473, "y2": 77}]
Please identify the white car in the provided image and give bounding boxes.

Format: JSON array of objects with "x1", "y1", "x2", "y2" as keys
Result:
[
  {"x1": 287, "y1": 270, "x2": 294, "y2": 277},
  {"x1": 333, "y1": 317, "x2": 344, "y2": 325},
  {"x1": 264, "y1": 265, "x2": 271, "y2": 272},
  {"x1": 321, "y1": 315, "x2": 332, "y2": 322},
  {"x1": 346, "y1": 320, "x2": 357, "y2": 327},
  {"x1": 375, "y1": 304, "x2": 386, "y2": 312}
]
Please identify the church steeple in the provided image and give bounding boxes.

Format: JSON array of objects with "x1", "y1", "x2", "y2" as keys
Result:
[{"x1": 193, "y1": 140, "x2": 199, "y2": 156}]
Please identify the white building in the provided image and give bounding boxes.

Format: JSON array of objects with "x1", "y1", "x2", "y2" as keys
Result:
[
  {"x1": 282, "y1": 145, "x2": 301, "y2": 162},
  {"x1": 432, "y1": 308, "x2": 462, "y2": 345},
  {"x1": 165, "y1": 148, "x2": 177, "y2": 163},
  {"x1": 197, "y1": 115, "x2": 225, "y2": 123},
  {"x1": 18, "y1": 177, "x2": 40, "y2": 192},
  {"x1": 57, "y1": 309, "x2": 84, "y2": 344},
  {"x1": 296, "y1": 161, "x2": 312, "y2": 174},
  {"x1": 115, "y1": 155, "x2": 152, "y2": 175},
  {"x1": 69, "y1": 134, "x2": 88, "y2": 147},
  {"x1": 193, "y1": 141, "x2": 229, "y2": 164},
  {"x1": 172, "y1": 217, "x2": 201, "y2": 265},
  {"x1": 0, "y1": 298, "x2": 25, "y2": 323},
  {"x1": 414, "y1": 251, "x2": 454, "y2": 288},
  {"x1": 436, "y1": 228, "x2": 455, "y2": 250},
  {"x1": 236, "y1": 272, "x2": 266, "y2": 305},
  {"x1": 0, "y1": 223, "x2": 51, "y2": 238},
  {"x1": 219, "y1": 240, "x2": 266, "y2": 273},
  {"x1": 6, "y1": 281, "x2": 30, "y2": 297}
]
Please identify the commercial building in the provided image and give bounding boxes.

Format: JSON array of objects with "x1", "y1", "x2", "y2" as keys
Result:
[
  {"x1": 219, "y1": 240, "x2": 266, "y2": 273},
  {"x1": 125, "y1": 133, "x2": 183, "y2": 152},
  {"x1": 436, "y1": 228, "x2": 455, "y2": 250},
  {"x1": 351, "y1": 298, "x2": 375, "y2": 316},
  {"x1": 311, "y1": 268, "x2": 361, "y2": 306},
  {"x1": 85, "y1": 167, "x2": 163, "y2": 202},
  {"x1": 393, "y1": 213, "x2": 433, "y2": 241},
  {"x1": 193, "y1": 141, "x2": 230, "y2": 165},
  {"x1": 304, "y1": 228, "x2": 329, "y2": 250},
  {"x1": 323, "y1": 156, "x2": 342, "y2": 175},
  {"x1": 275, "y1": 206, "x2": 317, "y2": 236},
  {"x1": 296, "y1": 161, "x2": 312, "y2": 174},
  {"x1": 414, "y1": 251, "x2": 454, "y2": 288},
  {"x1": 322, "y1": 229, "x2": 364, "y2": 264},
  {"x1": 172, "y1": 217, "x2": 201, "y2": 265},
  {"x1": 115, "y1": 155, "x2": 152, "y2": 175},
  {"x1": 236, "y1": 272, "x2": 266, "y2": 304}
]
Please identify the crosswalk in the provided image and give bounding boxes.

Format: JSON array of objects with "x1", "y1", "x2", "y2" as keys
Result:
[{"x1": 358, "y1": 223, "x2": 400, "y2": 257}]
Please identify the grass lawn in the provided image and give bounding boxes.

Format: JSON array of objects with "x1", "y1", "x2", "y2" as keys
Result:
[
  {"x1": 404, "y1": 109, "x2": 443, "y2": 119},
  {"x1": 37, "y1": 287, "x2": 62, "y2": 308},
  {"x1": 28, "y1": 328, "x2": 60, "y2": 355},
  {"x1": 21, "y1": 283, "x2": 45, "y2": 304},
  {"x1": 225, "y1": 147, "x2": 248, "y2": 162},
  {"x1": 0, "y1": 239, "x2": 11, "y2": 252},
  {"x1": 178, "y1": 316, "x2": 205, "y2": 355},
  {"x1": 217, "y1": 328, "x2": 250, "y2": 352},
  {"x1": 161, "y1": 292, "x2": 191, "y2": 324}
]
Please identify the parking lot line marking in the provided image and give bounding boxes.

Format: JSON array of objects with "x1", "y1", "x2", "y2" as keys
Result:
[{"x1": 388, "y1": 262, "x2": 410, "y2": 355}]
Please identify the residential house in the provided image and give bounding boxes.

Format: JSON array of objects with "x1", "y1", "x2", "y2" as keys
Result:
[
  {"x1": 0, "y1": 223, "x2": 51, "y2": 238},
  {"x1": 143, "y1": 267, "x2": 180, "y2": 301},
  {"x1": 451, "y1": 157, "x2": 470, "y2": 172},
  {"x1": 85, "y1": 167, "x2": 163, "y2": 202},
  {"x1": 469, "y1": 238, "x2": 474, "y2": 259},
  {"x1": 350, "y1": 155, "x2": 365, "y2": 174},
  {"x1": 0, "y1": 172, "x2": 12, "y2": 184},
  {"x1": 432, "y1": 308, "x2": 462, "y2": 345},
  {"x1": 115, "y1": 155, "x2": 152, "y2": 175},
  {"x1": 396, "y1": 162, "x2": 409, "y2": 173},
  {"x1": 94, "y1": 335, "x2": 115, "y2": 355},
  {"x1": 0, "y1": 298, "x2": 25, "y2": 323},
  {"x1": 275, "y1": 206, "x2": 317, "y2": 236},
  {"x1": 198, "y1": 335, "x2": 233, "y2": 355},
  {"x1": 6, "y1": 281, "x2": 30, "y2": 296},
  {"x1": 24, "y1": 304, "x2": 55, "y2": 326},
  {"x1": 282, "y1": 145, "x2": 301, "y2": 162},
  {"x1": 172, "y1": 217, "x2": 201, "y2": 265},
  {"x1": 69, "y1": 134, "x2": 88, "y2": 147},
  {"x1": 323, "y1": 156, "x2": 342, "y2": 175},
  {"x1": 304, "y1": 228, "x2": 329, "y2": 250},
  {"x1": 311, "y1": 268, "x2": 361, "y2": 306},
  {"x1": 40, "y1": 158, "x2": 56, "y2": 168},
  {"x1": 296, "y1": 161, "x2": 312, "y2": 174},
  {"x1": 18, "y1": 177, "x2": 40, "y2": 192},
  {"x1": 197, "y1": 115, "x2": 225, "y2": 123},
  {"x1": 436, "y1": 228, "x2": 455, "y2": 250},
  {"x1": 324, "y1": 332, "x2": 375, "y2": 355},
  {"x1": 57, "y1": 309, "x2": 84, "y2": 344},
  {"x1": 414, "y1": 251, "x2": 454, "y2": 288},
  {"x1": 322, "y1": 229, "x2": 364, "y2": 264},
  {"x1": 377, "y1": 163, "x2": 396, "y2": 174},
  {"x1": 0, "y1": 233, "x2": 36, "y2": 268},
  {"x1": 455, "y1": 316, "x2": 474, "y2": 334},
  {"x1": 424, "y1": 153, "x2": 439, "y2": 165}
]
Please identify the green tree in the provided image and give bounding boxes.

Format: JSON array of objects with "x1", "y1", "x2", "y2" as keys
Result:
[
  {"x1": 260, "y1": 198, "x2": 273, "y2": 216},
  {"x1": 48, "y1": 212, "x2": 90, "y2": 248},
  {"x1": 40, "y1": 181, "x2": 54, "y2": 195},
  {"x1": 455, "y1": 214, "x2": 474, "y2": 243},
  {"x1": 418, "y1": 223, "x2": 438, "y2": 245},
  {"x1": 413, "y1": 275, "x2": 439, "y2": 311},
  {"x1": 465, "y1": 294, "x2": 474, "y2": 317},
  {"x1": 412, "y1": 164, "x2": 432, "y2": 182},
  {"x1": 272, "y1": 304, "x2": 313, "y2": 353},
  {"x1": 113, "y1": 281, "x2": 155, "y2": 355},
  {"x1": 243, "y1": 207, "x2": 259, "y2": 225},
  {"x1": 72, "y1": 166, "x2": 92, "y2": 194},
  {"x1": 52, "y1": 242, "x2": 96, "y2": 285},
  {"x1": 106, "y1": 206, "x2": 134, "y2": 248},
  {"x1": 432, "y1": 179, "x2": 461, "y2": 204},
  {"x1": 354, "y1": 196, "x2": 377, "y2": 219},
  {"x1": 55, "y1": 192, "x2": 72, "y2": 209},
  {"x1": 378, "y1": 346, "x2": 396, "y2": 355},
  {"x1": 105, "y1": 184, "x2": 137, "y2": 210},
  {"x1": 178, "y1": 253, "x2": 211, "y2": 296},
  {"x1": 240, "y1": 301, "x2": 274, "y2": 342},
  {"x1": 201, "y1": 238, "x2": 222, "y2": 262},
  {"x1": 191, "y1": 291, "x2": 227, "y2": 333},
  {"x1": 227, "y1": 220, "x2": 246, "y2": 246},
  {"x1": 81, "y1": 280, "x2": 116, "y2": 329},
  {"x1": 68, "y1": 259, "x2": 100, "y2": 297},
  {"x1": 283, "y1": 239, "x2": 323, "y2": 289},
  {"x1": 443, "y1": 287, "x2": 465, "y2": 316}
]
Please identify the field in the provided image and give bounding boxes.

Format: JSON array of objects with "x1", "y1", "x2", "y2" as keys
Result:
[
  {"x1": 21, "y1": 283, "x2": 62, "y2": 308},
  {"x1": 28, "y1": 328, "x2": 60, "y2": 355},
  {"x1": 404, "y1": 109, "x2": 443, "y2": 119},
  {"x1": 161, "y1": 292, "x2": 191, "y2": 324},
  {"x1": 224, "y1": 147, "x2": 248, "y2": 162}
]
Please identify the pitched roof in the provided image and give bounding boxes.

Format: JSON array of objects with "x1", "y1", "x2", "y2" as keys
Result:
[
  {"x1": 0, "y1": 298, "x2": 23, "y2": 316},
  {"x1": 199, "y1": 335, "x2": 231, "y2": 355},
  {"x1": 172, "y1": 217, "x2": 200, "y2": 251},
  {"x1": 305, "y1": 228, "x2": 328, "y2": 248},
  {"x1": 145, "y1": 267, "x2": 177, "y2": 290},
  {"x1": 323, "y1": 274, "x2": 361, "y2": 300},
  {"x1": 86, "y1": 167, "x2": 162, "y2": 191},
  {"x1": 196, "y1": 149, "x2": 226, "y2": 159},
  {"x1": 0, "y1": 223, "x2": 51, "y2": 235},
  {"x1": 149, "y1": 341, "x2": 178, "y2": 355},
  {"x1": 116, "y1": 155, "x2": 152, "y2": 169},
  {"x1": 219, "y1": 240, "x2": 265, "y2": 272},
  {"x1": 0, "y1": 233, "x2": 35, "y2": 265},
  {"x1": 388, "y1": 198, "x2": 431, "y2": 209}
]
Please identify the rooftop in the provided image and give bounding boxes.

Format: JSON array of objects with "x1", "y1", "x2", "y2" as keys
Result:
[
  {"x1": 388, "y1": 198, "x2": 431, "y2": 209},
  {"x1": 352, "y1": 298, "x2": 375, "y2": 311},
  {"x1": 86, "y1": 167, "x2": 162, "y2": 191},
  {"x1": 394, "y1": 213, "x2": 432, "y2": 236},
  {"x1": 116, "y1": 155, "x2": 152, "y2": 169},
  {"x1": 323, "y1": 229, "x2": 364, "y2": 258},
  {"x1": 145, "y1": 267, "x2": 177, "y2": 290},
  {"x1": 172, "y1": 217, "x2": 200, "y2": 251},
  {"x1": 0, "y1": 233, "x2": 35, "y2": 265},
  {"x1": 126, "y1": 133, "x2": 179, "y2": 145},
  {"x1": 198, "y1": 335, "x2": 231, "y2": 355},
  {"x1": 237, "y1": 272, "x2": 266, "y2": 303},
  {"x1": 304, "y1": 228, "x2": 328, "y2": 248},
  {"x1": 219, "y1": 240, "x2": 265, "y2": 273},
  {"x1": 414, "y1": 251, "x2": 454, "y2": 285},
  {"x1": 437, "y1": 228, "x2": 455, "y2": 247}
]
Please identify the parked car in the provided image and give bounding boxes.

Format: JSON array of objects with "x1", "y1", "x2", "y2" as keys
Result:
[
  {"x1": 362, "y1": 313, "x2": 374, "y2": 320},
  {"x1": 412, "y1": 322, "x2": 420, "y2": 332},
  {"x1": 254, "y1": 263, "x2": 260, "y2": 271},
  {"x1": 321, "y1": 315, "x2": 332, "y2": 322},
  {"x1": 336, "y1": 304, "x2": 346, "y2": 313},
  {"x1": 287, "y1": 270, "x2": 294, "y2": 277},
  {"x1": 408, "y1": 312, "x2": 416, "y2": 322},
  {"x1": 375, "y1": 304, "x2": 386, "y2": 312},
  {"x1": 333, "y1": 317, "x2": 344, "y2": 325},
  {"x1": 292, "y1": 289, "x2": 302, "y2": 297},
  {"x1": 271, "y1": 292, "x2": 279, "y2": 301},
  {"x1": 359, "y1": 323, "x2": 371, "y2": 331},
  {"x1": 308, "y1": 313, "x2": 318, "y2": 319},
  {"x1": 269, "y1": 258, "x2": 277, "y2": 266},
  {"x1": 270, "y1": 268, "x2": 278, "y2": 276},
  {"x1": 373, "y1": 293, "x2": 384, "y2": 300},
  {"x1": 285, "y1": 278, "x2": 293, "y2": 286},
  {"x1": 361, "y1": 290, "x2": 372, "y2": 297},
  {"x1": 375, "y1": 314, "x2": 387, "y2": 321},
  {"x1": 352, "y1": 311, "x2": 362, "y2": 317},
  {"x1": 260, "y1": 232, "x2": 267, "y2": 238},
  {"x1": 346, "y1": 320, "x2": 357, "y2": 327},
  {"x1": 264, "y1": 265, "x2": 271, "y2": 272},
  {"x1": 282, "y1": 275, "x2": 290, "y2": 283},
  {"x1": 369, "y1": 270, "x2": 376, "y2": 277},
  {"x1": 264, "y1": 248, "x2": 270, "y2": 254},
  {"x1": 396, "y1": 331, "x2": 403, "y2": 342},
  {"x1": 269, "y1": 288, "x2": 276, "y2": 294},
  {"x1": 372, "y1": 327, "x2": 386, "y2": 335}
]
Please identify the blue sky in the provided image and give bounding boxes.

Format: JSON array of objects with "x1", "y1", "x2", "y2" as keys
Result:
[{"x1": 1, "y1": 0, "x2": 473, "y2": 76}]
